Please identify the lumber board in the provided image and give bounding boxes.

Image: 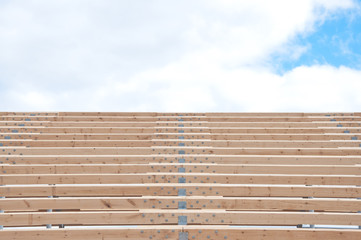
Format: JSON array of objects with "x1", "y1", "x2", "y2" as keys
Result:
[
  {"x1": 2, "y1": 164, "x2": 360, "y2": 175},
  {"x1": 2, "y1": 139, "x2": 360, "y2": 148},
  {"x1": 1, "y1": 147, "x2": 361, "y2": 155},
  {"x1": 2, "y1": 111, "x2": 356, "y2": 116},
  {"x1": 1, "y1": 210, "x2": 361, "y2": 226},
  {"x1": 0, "y1": 227, "x2": 360, "y2": 240},
  {"x1": 1, "y1": 115, "x2": 360, "y2": 122},
  {"x1": 1, "y1": 173, "x2": 360, "y2": 185},
  {"x1": 1, "y1": 184, "x2": 360, "y2": 198},
  {"x1": 1, "y1": 196, "x2": 360, "y2": 211},
  {"x1": 1, "y1": 126, "x2": 361, "y2": 134},
  {"x1": 2, "y1": 132, "x2": 360, "y2": 141},
  {"x1": 1, "y1": 120, "x2": 361, "y2": 128},
  {"x1": 3, "y1": 155, "x2": 361, "y2": 165}
]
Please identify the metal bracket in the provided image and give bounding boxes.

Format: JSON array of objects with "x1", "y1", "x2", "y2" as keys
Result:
[
  {"x1": 178, "y1": 188, "x2": 186, "y2": 196},
  {"x1": 179, "y1": 232, "x2": 188, "y2": 240},
  {"x1": 178, "y1": 167, "x2": 185, "y2": 173},
  {"x1": 178, "y1": 177, "x2": 186, "y2": 183},
  {"x1": 178, "y1": 216, "x2": 187, "y2": 225},
  {"x1": 178, "y1": 158, "x2": 185, "y2": 163},
  {"x1": 178, "y1": 201, "x2": 187, "y2": 209}
]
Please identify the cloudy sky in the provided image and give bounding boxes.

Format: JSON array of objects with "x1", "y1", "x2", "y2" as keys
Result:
[{"x1": 0, "y1": 0, "x2": 361, "y2": 112}]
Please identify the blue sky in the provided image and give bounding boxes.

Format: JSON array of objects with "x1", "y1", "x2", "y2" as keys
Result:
[
  {"x1": 279, "y1": 7, "x2": 361, "y2": 72},
  {"x1": 0, "y1": 0, "x2": 361, "y2": 111}
]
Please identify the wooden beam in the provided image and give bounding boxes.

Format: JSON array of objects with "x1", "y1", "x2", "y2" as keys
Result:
[
  {"x1": 1, "y1": 173, "x2": 360, "y2": 185},
  {"x1": 1, "y1": 126, "x2": 361, "y2": 134},
  {"x1": 1, "y1": 115, "x2": 360, "y2": 122},
  {"x1": 3, "y1": 164, "x2": 360, "y2": 175},
  {"x1": 1, "y1": 147, "x2": 361, "y2": 156},
  {"x1": 2, "y1": 139, "x2": 360, "y2": 148},
  {"x1": 0, "y1": 227, "x2": 360, "y2": 240},
  {"x1": 1, "y1": 120, "x2": 360, "y2": 128},
  {"x1": 2, "y1": 132, "x2": 360, "y2": 141},
  {"x1": 3, "y1": 155, "x2": 361, "y2": 165},
  {"x1": 1, "y1": 196, "x2": 360, "y2": 211},
  {"x1": 1, "y1": 184, "x2": 360, "y2": 198},
  {"x1": 1, "y1": 210, "x2": 361, "y2": 226}
]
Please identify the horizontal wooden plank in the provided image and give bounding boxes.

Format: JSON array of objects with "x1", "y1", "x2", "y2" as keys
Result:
[
  {"x1": 2, "y1": 139, "x2": 360, "y2": 148},
  {"x1": 1, "y1": 227, "x2": 360, "y2": 240},
  {"x1": 2, "y1": 111, "x2": 356, "y2": 116},
  {"x1": 2, "y1": 164, "x2": 360, "y2": 175},
  {"x1": 2, "y1": 120, "x2": 361, "y2": 128},
  {"x1": 58, "y1": 111, "x2": 356, "y2": 116},
  {"x1": 1, "y1": 184, "x2": 360, "y2": 198},
  {"x1": 0, "y1": 112, "x2": 58, "y2": 116},
  {"x1": 1, "y1": 173, "x2": 359, "y2": 185},
  {"x1": 1, "y1": 210, "x2": 361, "y2": 226},
  {"x1": 1, "y1": 115, "x2": 360, "y2": 122},
  {"x1": 3, "y1": 155, "x2": 361, "y2": 165},
  {"x1": 1, "y1": 147, "x2": 361, "y2": 156},
  {"x1": 1, "y1": 196, "x2": 360, "y2": 211},
  {"x1": 2, "y1": 132, "x2": 360, "y2": 141},
  {"x1": 211, "y1": 133, "x2": 361, "y2": 141},
  {"x1": 1, "y1": 126, "x2": 360, "y2": 134}
]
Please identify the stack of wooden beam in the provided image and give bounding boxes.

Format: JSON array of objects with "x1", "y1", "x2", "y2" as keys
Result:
[{"x1": 0, "y1": 112, "x2": 360, "y2": 239}]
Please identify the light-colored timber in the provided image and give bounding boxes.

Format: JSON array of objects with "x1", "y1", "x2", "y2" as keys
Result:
[
  {"x1": 2, "y1": 164, "x2": 360, "y2": 175},
  {"x1": 1, "y1": 196, "x2": 360, "y2": 211},
  {"x1": 1, "y1": 173, "x2": 360, "y2": 185},
  {"x1": 1, "y1": 227, "x2": 360, "y2": 240},
  {"x1": 1, "y1": 210, "x2": 361, "y2": 226},
  {"x1": 1, "y1": 184, "x2": 360, "y2": 197},
  {"x1": 1, "y1": 112, "x2": 361, "y2": 240}
]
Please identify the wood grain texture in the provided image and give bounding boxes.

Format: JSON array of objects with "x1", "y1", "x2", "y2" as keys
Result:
[{"x1": 1, "y1": 111, "x2": 361, "y2": 239}]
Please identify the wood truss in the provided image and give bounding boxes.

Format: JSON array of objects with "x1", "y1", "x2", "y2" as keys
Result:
[{"x1": 0, "y1": 112, "x2": 360, "y2": 239}]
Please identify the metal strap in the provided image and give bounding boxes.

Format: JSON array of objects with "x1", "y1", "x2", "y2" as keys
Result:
[
  {"x1": 178, "y1": 216, "x2": 187, "y2": 225},
  {"x1": 178, "y1": 189, "x2": 186, "y2": 196},
  {"x1": 179, "y1": 232, "x2": 188, "y2": 240}
]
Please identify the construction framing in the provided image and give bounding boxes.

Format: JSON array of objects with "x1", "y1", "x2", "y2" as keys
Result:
[{"x1": 0, "y1": 112, "x2": 360, "y2": 239}]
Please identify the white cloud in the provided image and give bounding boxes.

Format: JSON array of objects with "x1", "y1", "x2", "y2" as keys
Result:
[{"x1": 0, "y1": 0, "x2": 359, "y2": 111}]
